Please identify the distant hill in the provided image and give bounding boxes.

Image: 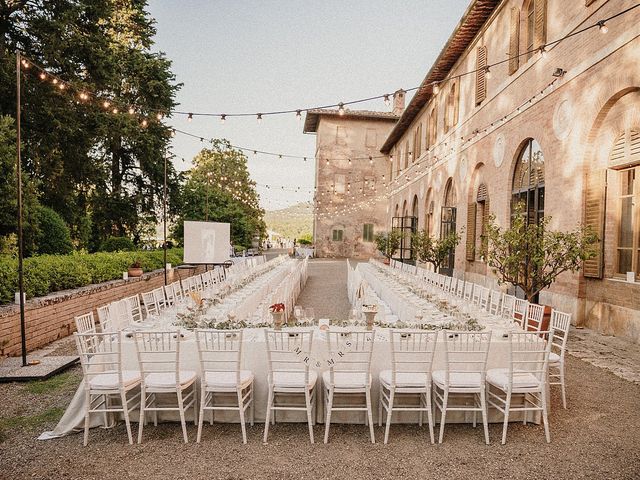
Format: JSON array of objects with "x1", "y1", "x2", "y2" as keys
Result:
[{"x1": 264, "y1": 202, "x2": 313, "y2": 240}]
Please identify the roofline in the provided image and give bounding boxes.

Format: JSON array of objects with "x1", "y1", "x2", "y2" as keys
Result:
[
  {"x1": 303, "y1": 108, "x2": 400, "y2": 134},
  {"x1": 380, "y1": 0, "x2": 501, "y2": 153}
]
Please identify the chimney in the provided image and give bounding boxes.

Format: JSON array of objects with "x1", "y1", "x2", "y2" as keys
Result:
[{"x1": 392, "y1": 89, "x2": 405, "y2": 115}]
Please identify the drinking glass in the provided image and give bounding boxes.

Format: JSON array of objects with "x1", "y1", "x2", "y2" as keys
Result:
[{"x1": 304, "y1": 307, "x2": 315, "y2": 325}]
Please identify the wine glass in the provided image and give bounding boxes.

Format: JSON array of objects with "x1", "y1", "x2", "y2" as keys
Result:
[{"x1": 304, "y1": 307, "x2": 315, "y2": 326}]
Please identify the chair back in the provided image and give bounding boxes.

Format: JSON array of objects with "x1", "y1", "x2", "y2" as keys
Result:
[
  {"x1": 96, "y1": 304, "x2": 113, "y2": 332},
  {"x1": 75, "y1": 312, "x2": 96, "y2": 334},
  {"x1": 133, "y1": 331, "x2": 183, "y2": 387},
  {"x1": 194, "y1": 275, "x2": 204, "y2": 292},
  {"x1": 164, "y1": 285, "x2": 175, "y2": 307},
  {"x1": 110, "y1": 299, "x2": 132, "y2": 329},
  {"x1": 201, "y1": 272, "x2": 211, "y2": 290},
  {"x1": 526, "y1": 303, "x2": 545, "y2": 331},
  {"x1": 463, "y1": 282, "x2": 473, "y2": 301},
  {"x1": 488, "y1": 290, "x2": 501, "y2": 315},
  {"x1": 478, "y1": 286, "x2": 490, "y2": 310},
  {"x1": 126, "y1": 294, "x2": 143, "y2": 323},
  {"x1": 264, "y1": 329, "x2": 314, "y2": 387},
  {"x1": 441, "y1": 331, "x2": 492, "y2": 388},
  {"x1": 141, "y1": 291, "x2": 159, "y2": 317},
  {"x1": 152, "y1": 287, "x2": 167, "y2": 311},
  {"x1": 550, "y1": 310, "x2": 571, "y2": 360},
  {"x1": 325, "y1": 330, "x2": 375, "y2": 387},
  {"x1": 75, "y1": 331, "x2": 123, "y2": 389},
  {"x1": 195, "y1": 329, "x2": 243, "y2": 385},
  {"x1": 506, "y1": 330, "x2": 552, "y2": 389},
  {"x1": 471, "y1": 285, "x2": 481, "y2": 306},
  {"x1": 455, "y1": 280, "x2": 465, "y2": 298},
  {"x1": 500, "y1": 293, "x2": 515, "y2": 319},
  {"x1": 390, "y1": 330, "x2": 438, "y2": 387},
  {"x1": 172, "y1": 281, "x2": 185, "y2": 302},
  {"x1": 513, "y1": 298, "x2": 529, "y2": 328}
]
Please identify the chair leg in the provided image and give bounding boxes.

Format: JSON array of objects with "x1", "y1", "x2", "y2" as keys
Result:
[
  {"x1": 438, "y1": 389, "x2": 448, "y2": 444},
  {"x1": 263, "y1": 387, "x2": 274, "y2": 443},
  {"x1": 250, "y1": 385, "x2": 255, "y2": 426},
  {"x1": 197, "y1": 388, "x2": 206, "y2": 443},
  {"x1": 137, "y1": 388, "x2": 146, "y2": 444},
  {"x1": 541, "y1": 388, "x2": 551, "y2": 443},
  {"x1": 480, "y1": 389, "x2": 489, "y2": 445},
  {"x1": 324, "y1": 388, "x2": 334, "y2": 444},
  {"x1": 237, "y1": 388, "x2": 247, "y2": 444},
  {"x1": 83, "y1": 390, "x2": 91, "y2": 447},
  {"x1": 501, "y1": 392, "x2": 512, "y2": 445},
  {"x1": 193, "y1": 385, "x2": 198, "y2": 426},
  {"x1": 418, "y1": 392, "x2": 423, "y2": 427},
  {"x1": 177, "y1": 389, "x2": 188, "y2": 443},
  {"x1": 305, "y1": 388, "x2": 314, "y2": 444},
  {"x1": 378, "y1": 386, "x2": 383, "y2": 427},
  {"x1": 312, "y1": 387, "x2": 317, "y2": 426},
  {"x1": 120, "y1": 390, "x2": 133, "y2": 445},
  {"x1": 426, "y1": 388, "x2": 435, "y2": 445},
  {"x1": 384, "y1": 388, "x2": 394, "y2": 444},
  {"x1": 366, "y1": 388, "x2": 375, "y2": 444},
  {"x1": 560, "y1": 361, "x2": 567, "y2": 409}
]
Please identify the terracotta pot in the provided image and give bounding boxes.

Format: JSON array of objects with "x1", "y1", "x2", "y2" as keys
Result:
[
  {"x1": 383, "y1": 258, "x2": 391, "y2": 265},
  {"x1": 271, "y1": 311, "x2": 284, "y2": 330},
  {"x1": 363, "y1": 311, "x2": 377, "y2": 331},
  {"x1": 128, "y1": 267, "x2": 143, "y2": 278}
]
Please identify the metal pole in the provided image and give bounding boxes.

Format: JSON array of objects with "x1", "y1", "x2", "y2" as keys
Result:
[
  {"x1": 163, "y1": 152, "x2": 168, "y2": 286},
  {"x1": 205, "y1": 173, "x2": 209, "y2": 222},
  {"x1": 16, "y1": 51, "x2": 27, "y2": 367}
]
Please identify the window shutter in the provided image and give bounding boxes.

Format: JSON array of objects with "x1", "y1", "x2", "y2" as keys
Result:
[
  {"x1": 475, "y1": 46, "x2": 487, "y2": 105},
  {"x1": 508, "y1": 7, "x2": 520, "y2": 75},
  {"x1": 453, "y1": 82, "x2": 459, "y2": 126},
  {"x1": 534, "y1": 0, "x2": 547, "y2": 48},
  {"x1": 585, "y1": 0, "x2": 597, "y2": 6},
  {"x1": 609, "y1": 129, "x2": 640, "y2": 170},
  {"x1": 583, "y1": 169, "x2": 607, "y2": 278},
  {"x1": 466, "y1": 203, "x2": 477, "y2": 261},
  {"x1": 482, "y1": 195, "x2": 490, "y2": 258}
]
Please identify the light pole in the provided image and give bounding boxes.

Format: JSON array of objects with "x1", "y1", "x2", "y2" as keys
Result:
[
  {"x1": 16, "y1": 51, "x2": 28, "y2": 367},
  {"x1": 205, "y1": 171, "x2": 212, "y2": 222},
  {"x1": 163, "y1": 151, "x2": 168, "y2": 286}
]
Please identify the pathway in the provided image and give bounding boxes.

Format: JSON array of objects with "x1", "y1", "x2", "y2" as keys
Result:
[{"x1": 296, "y1": 258, "x2": 352, "y2": 320}]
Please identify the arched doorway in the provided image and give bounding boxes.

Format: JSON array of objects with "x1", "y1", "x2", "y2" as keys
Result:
[{"x1": 440, "y1": 178, "x2": 457, "y2": 276}]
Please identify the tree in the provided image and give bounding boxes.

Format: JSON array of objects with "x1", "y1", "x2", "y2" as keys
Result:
[
  {"x1": 0, "y1": 0, "x2": 180, "y2": 250},
  {"x1": 173, "y1": 140, "x2": 266, "y2": 248},
  {"x1": 484, "y1": 204, "x2": 598, "y2": 302},
  {"x1": 374, "y1": 230, "x2": 402, "y2": 259},
  {"x1": 412, "y1": 229, "x2": 462, "y2": 272},
  {"x1": 34, "y1": 205, "x2": 73, "y2": 254}
]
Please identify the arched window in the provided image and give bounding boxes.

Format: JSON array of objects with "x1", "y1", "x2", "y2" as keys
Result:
[
  {"x1": 512, "y1": 139, "x2": 545, "y2": 225},
  {"x1": 466, "y1": 183, "x2": 490, "y2": 262},
  {"x1": 425, "y1": 200, "x2": 434, "y2": 236},
  {"x1": 440, "y1": 179, "x2": 457, "y2": 275},
  {"x1": 404, "y1": 140, "x2": 410, "y2": 169},
  {"x1": 412, "y1": 195, "x2": 419, "y2": 220},
  {"x1": 445, "y1": 82, "x2": 459, "y2": 132},
  {"x1": 428, "y1": 106, "x2": 438, "y2": 147}
]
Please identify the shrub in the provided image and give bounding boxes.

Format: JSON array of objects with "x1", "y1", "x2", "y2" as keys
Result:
[
  {"x1": 35, "y1": 206, "x2": 73, "y2": 255},
  {"x1": 0, "y1": 248, "x2": 184, "y2": 305},
  {"x1": 99, "y1": 236, "x2": 135, "y2": 252},
  {"x1": 298, "y1": 238, "x2": 312, "y2": 246}
]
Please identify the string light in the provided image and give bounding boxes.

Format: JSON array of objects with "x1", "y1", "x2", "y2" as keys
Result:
[
  {"x1": 141, "y1": 119, "x2": 148, "y2": 127},
  {"x1": 539, "y1": 45, "x2": 547, "y2": 58},
  {"x1": 103, "y1": 100, "x2": 110, "y2": 109},
  {"x1": 220, "y1": 114, "x2": 226, "y2": 124},
  {"x1": 432, "y1": 82, "x2": 440, "y2": 94},
  {"x1": 187, "y1": 113, "x2": 193, "y2": 122},
  {"x1": 128, "y1": 107, "x2": 135, "y2": 115},
  {"x1": 156, "y1": 112, "x2": 163, "y2": 121},
  {"x1": 296, "y1": 110, "x2": 302, "y2": 121},
  {"x1": 384, "y1": 94, "x2": 391, "y2": 107},
  {"x1": 257, "y1": 113, "x2": 262, "y2": 124},
  {"x1": 598, "y1": 20, "x2": 608, "y2": 34},
  {"x1": 338, "y1": 103, "x2": 345, "y2": 115},
  {"x1": 38, "y1": 72, "x2": 46, "y2": 80},
  {"x1": 485, "y1": 66, "x2": 491, "y2": 79}
]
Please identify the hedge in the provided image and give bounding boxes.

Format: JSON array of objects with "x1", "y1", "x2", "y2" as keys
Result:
[{"x1": 0, "y1": 249, "x2": 184, "y2": 305}]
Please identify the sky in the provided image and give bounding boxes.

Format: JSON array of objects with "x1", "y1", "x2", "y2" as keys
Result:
[{"x1": 147, "y1": 0, "x2": 471, "y2": 211}]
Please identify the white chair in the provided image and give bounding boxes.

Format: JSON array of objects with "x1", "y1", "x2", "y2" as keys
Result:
[
  {"x1": 75, "y1": 331, "x2": 141, "y2": 446},
  {"x1": 172, "y1": 281, "x2": 185, "y2": 303},
  {"x1": 471, "y1": 285, "x2": 481, "y2": 306},
  {"x1": 263, "y1": 329, "x2": 317, "y2": 443},
  {"x1": 195, "y1": 329, "x2": 254, "y2": 443},
  {"x1": 164, "y1": 285, "x2": 176, "y2": 307},
  {"x1": 513, "y1": 298, "x2": 529, "y2": 329},
  {"x1": 432, "y1": 331, "x2": 492, "y2": 444},
  {"x1": 379, "y1": 330, "x2": 438, "y2": 444},
  {"x1": 134, "y1": 331, "x2": 197, "y2": 443},
  {"x1": 194, "y1": 275, "x2": 204, "y2": 292},
  {"x1": 455, "y1": 280, "x2": 465, "y2": 298},
  {"x1": 141, "y1": 291, "x2": 159, "y2": 317},
  {"x1": 486, "y1": 330, "x2": 552, "y2": 444},
  {"x1": 109, "y1": 299, "x2": 132, "y2": 329},
  {"x1": 74, "y1": 312, "x2": 96, "y2": 334},
  {"x1": 96, "y1": 304, "x2": 113, "y2": 333},
  {"x1": 323, "y1": 330, "x2": 376, "y2": 444},
  {"x1": 526, "y1": 303, "x2": 545, "y2": 332},
  {"x1": 500, "y1": 293, "x2": 515, "y2": 319},
  {"x1": 126, "y1": 294, "x2": 143, "y2": 323},
  {"x1": 488, "y1": 290, "x2": 501, "y2": 315},
  {"x1": 201, "y1": 272, "x2": 212, "y2": 290},
  {"x1": 152, "y1": 287, "x2": 167, "y2": 311},
  {"x1": 478, "y1": 286, "x2": 490, "y2": 310},
  {"x1": 463, "y1": 282, "x2": 473, "y2": 301},
  {"x1": 549, "y1": 310, "x2": 571, "y2": 409}
]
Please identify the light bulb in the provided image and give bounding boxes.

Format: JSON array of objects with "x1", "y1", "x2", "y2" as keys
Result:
[
  {"x1": 296, "y1": 110, "x2": 302, "y2": 121},
  {"x1": 39, "y1": 72, "x2": 46, "y2": 80},
  {"x1": 383, "y1": 94, "x2": 391, "y2": 107},
  {"x1": 141, "y1": 119, "x2": 148, "y2": 127},
  {"x1": 58, "y1": 83, "x2": 65, "y2": 90},
  {"x1": 539, "y1": 45, "x2": 547, "y2": 57},
  {"x1": 220, "y1": 114, "x2": 226, "y2": 124},
  {"x1": 103, "y1": 100, "x2": 110, "y2": 109},
  {"x1": 338, "y1": 103, "x2": 345, "y2": 115},
  {"x1": 112, "y1": 107, "x2": 118, "y2": 114},
  {"x1": 52, "y1": 78, "x2": 58, "y2": 85},
  {"x1": 485, "y1": 66, "x2": 491, "y2": 79},
  {"x1": 433, "y1": 82, "x2": 440, "y2": 94},
  {"x1": 170, "y1": 129, "x2": 175, "y2": 137},
  {"x1": 598, "y1": 21, "x2": 608, "y2": 34},
  {"x1": 187, "y1": 113, "x2": 193, "y2": 122},
  {"x1": 128, "y1": 107, "x2": 135, "y2": 115},
  {"x1": 156, "y1": 113, "x2": 163, "y2": 121}
]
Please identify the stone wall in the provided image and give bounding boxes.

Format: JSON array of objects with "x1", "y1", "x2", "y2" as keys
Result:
[{"x1": 0, "y1": 266, "x2": 206, "y2": 357}]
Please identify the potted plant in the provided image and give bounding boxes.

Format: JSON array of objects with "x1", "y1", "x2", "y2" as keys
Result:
[
  {"x1": 269, "y1": 303, "x2": 286, "y2": 330},
  {"x1": 483, "y1": 203, "x2": 598, "y2": 328},
  {"x1": 411, "y1": 229, "x2": 462, "y2": 272},
  {"x1": 128, "y1": 258, "x2": 143, "y2": 278},
  {"x1": 375, "y1": 230, "x2": 403, "y2": 264}
]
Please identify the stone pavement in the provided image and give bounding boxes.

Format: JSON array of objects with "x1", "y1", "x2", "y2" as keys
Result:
[{"x1": 296, "y1": 258, "x2": 352, "y2": 320}]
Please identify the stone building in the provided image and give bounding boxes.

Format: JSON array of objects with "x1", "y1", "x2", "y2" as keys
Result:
[
  {"x1": 305, "y1": 0, "x2": 640, "y2": 342},
  {"x1": 303, "y1": 97, "x2": 402, "y2": 258}
]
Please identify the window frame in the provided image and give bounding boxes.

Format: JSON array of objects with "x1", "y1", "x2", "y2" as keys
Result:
[
  {"x1": 615, "y1": 166, "x2": 640, "y2": 277},
  {"x1": 363, "y1": 223, "x2": 374, "y2": 243}
]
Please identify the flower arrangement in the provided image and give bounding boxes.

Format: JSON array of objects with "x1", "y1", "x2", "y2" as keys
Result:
[
  {"x1": 269, "y1": 303, "x2": 285, "y2": 313},
  {"x1": 362, "y1": 304, "x2": 378, "y2": 313}
]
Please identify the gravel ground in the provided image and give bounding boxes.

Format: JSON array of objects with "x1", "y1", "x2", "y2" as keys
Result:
[{"x1": 1, "y1": 259, "x2": 639, "y2": 480}]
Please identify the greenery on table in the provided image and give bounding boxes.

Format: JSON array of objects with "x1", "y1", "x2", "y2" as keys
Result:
[
  {"x1": 172, "y1": 140, "x2": 266, "y2": 249},
  {"x1": 484, "y1": 203, "x2": 598, "y2": 302},
  {"x1": 375, "y1": 230, "x2": 403, "y2": 259},
  {"x1": 0, "y1": 248, "x2": 184, "y2": 305},
  {"x1": 411, "y1": 230, "x2": 462, "y2": 272},
  {"x1": 0, "y1": 1, "x2": 181, "y2": 251},
  {"x1": 330, "y1": 318, "x2": 484, "y2": 331}
]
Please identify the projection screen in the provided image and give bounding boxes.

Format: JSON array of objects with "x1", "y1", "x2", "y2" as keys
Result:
[{"x1": 183, "y1": 221, "x2": 231, "y2": 264}]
